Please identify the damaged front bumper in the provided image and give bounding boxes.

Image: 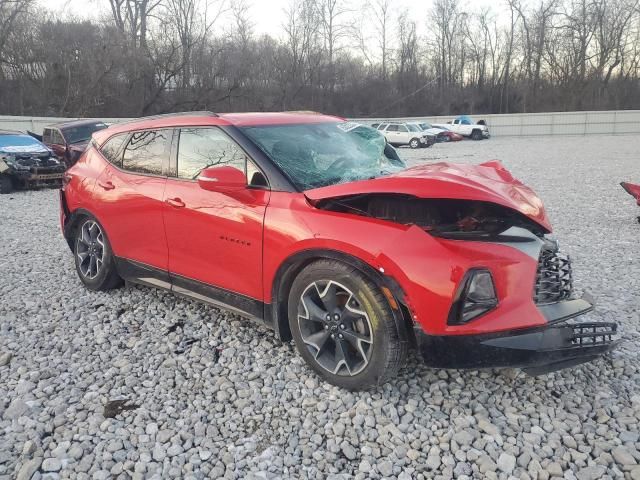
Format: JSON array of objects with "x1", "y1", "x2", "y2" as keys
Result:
[{"x1": 415, "y1": 297, "x2": 620, "y2": 375}]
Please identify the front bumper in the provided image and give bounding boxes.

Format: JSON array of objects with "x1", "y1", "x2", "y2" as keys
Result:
[
  {"x1": 482, "y1": 130, "x2": 490, "y2": 138},
  {"x1": 415, "y1": 297, "x2": 619, "y2": 375}
]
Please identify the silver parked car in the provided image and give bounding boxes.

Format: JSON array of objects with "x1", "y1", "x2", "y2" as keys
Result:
[{"x1": 375, "y1": 122, "x2": 436, "y2": 148}]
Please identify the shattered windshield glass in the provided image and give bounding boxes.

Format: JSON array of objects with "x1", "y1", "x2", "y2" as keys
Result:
[{"x1": 240, "y1": 122, "x2": 406, "y2": 190}]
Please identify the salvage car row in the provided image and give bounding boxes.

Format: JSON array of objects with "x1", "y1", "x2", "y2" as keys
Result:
[
  {"x1": 371, "y1": 115, "x2": 490, "y2": 148},
  {"x1": 0, "y1": 120, "x2": 108, "y2": 194}
]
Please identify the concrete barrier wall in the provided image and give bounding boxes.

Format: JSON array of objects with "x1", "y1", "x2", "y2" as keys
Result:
[{"x1": 1, "y1": 110, "x2": 639, "y2": 137}]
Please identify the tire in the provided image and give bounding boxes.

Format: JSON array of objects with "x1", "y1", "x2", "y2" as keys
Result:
[
  {"x1": 73, "y1": 216, "x2": 123, "y2": 291},
  {"x1": 409, "y1": 138, "x2": 420, "y2": 149},
  {"x1": 471, "y1": 129, "x2": 483, "y2": 140},
  {"x1": 288, "y1": 260, "x2": 407, "y2": 390},
  {"x1": 0, "y1": 174, "x2": 14, "y2": 194}
]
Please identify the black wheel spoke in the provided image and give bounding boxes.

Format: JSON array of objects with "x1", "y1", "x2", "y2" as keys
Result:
[
  {"x1": 302, "y1": 296, "x2": 328, "y2": 323},
  {"x1": 318, "y1": 282, "x2": 338, "y2": 313},
  {"x1": 303, "y1": 330, "x2": 331, "y2": 358}
]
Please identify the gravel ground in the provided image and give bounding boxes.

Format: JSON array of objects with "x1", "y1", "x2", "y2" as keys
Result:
[{"x1": 1, "y1": 135, "x2": 639, "y2": 480}]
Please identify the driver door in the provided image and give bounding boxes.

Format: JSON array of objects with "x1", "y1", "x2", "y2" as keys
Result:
[{"x1": 163, "y1": 127, "x2": 270, "y2": 313}]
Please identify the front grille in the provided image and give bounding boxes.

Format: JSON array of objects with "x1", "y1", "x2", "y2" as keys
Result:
[
  {"x1": 30, "y1": 165, "x2": 65, "y2": 175},
  {"x1": 571, "y1": 322, "x2": 617, "y2": 346},
  {"x1": 533, "y1": 246, "x2": 573, "y2": 304}
]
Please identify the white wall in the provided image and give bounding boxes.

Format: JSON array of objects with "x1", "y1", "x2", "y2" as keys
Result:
[{"x1": 1, "y1": 110, "x2": 639, "y2": 137}]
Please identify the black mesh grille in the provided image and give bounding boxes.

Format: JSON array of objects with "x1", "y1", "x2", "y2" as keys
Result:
[
  {"x1": 533, "y1": 247, "x2": 573, "y2": 304},
  {"x1": 571, "y1": 322, "x2": 617, "y2": 346}
]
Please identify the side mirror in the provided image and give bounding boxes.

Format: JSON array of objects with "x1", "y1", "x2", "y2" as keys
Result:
[{"x1": 197, "y1": 166, "x2": 246, "y2": 192}]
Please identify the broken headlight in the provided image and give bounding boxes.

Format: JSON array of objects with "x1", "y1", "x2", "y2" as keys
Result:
[{"x1": 448, "y1": 269, "x2": 498, "y2": 325}]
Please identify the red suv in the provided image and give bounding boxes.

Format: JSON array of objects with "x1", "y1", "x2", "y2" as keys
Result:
[{"x1": 60, "y1": 111, "x2": 618, "y2": 389}]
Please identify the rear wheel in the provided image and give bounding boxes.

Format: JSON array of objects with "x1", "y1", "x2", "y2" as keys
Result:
[
  {"x1": 0, "y1": 174, "x2": 14, "y2": 194},
  {"x1": 73, "y1": 216, "x2": 123, "y2": 291},
  {"x1": 288, "y1": 260, "x2": 406, "y2": 390},
  {"x1": 409, "y1": 138, "x2": 420, "y2": 149}
]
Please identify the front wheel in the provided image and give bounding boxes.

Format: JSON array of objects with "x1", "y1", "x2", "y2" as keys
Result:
[
  {"x1": 0, "y1": 174, "x2": 14, "y2": 194},
  {"x1": 409, "y1": 138, "x2": 420, "y2": 149},
  {"x1": 471, "y1": 129, "x2": 483, "y2": 140},
  {"x1": 288, "y1": 260, "x2": 406, "y2": 390},
  {"x1": 73, "y1": 216, "x2": 123, "y2": 291}
]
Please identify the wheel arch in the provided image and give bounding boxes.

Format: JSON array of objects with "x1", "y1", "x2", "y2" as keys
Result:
[
  {"x1": 269, "y1": 249, "x2": 414, "y2": 345},
  {"x1": 62, "y1": 207, "x2": 99, "y2": 252}
]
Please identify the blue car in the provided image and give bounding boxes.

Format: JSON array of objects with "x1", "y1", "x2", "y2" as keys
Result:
[{"x1": 0, "y1": 130, "x2": 65, "y2": 194}]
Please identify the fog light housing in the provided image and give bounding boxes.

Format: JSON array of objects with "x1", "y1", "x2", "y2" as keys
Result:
[{"x1": 448, "y1": 269, "x2": 498, "y2": 325}]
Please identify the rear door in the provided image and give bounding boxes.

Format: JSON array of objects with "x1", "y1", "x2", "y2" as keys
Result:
[
  {"x1": 94, "y1": 129, "x2": 172, "y2": 283},
  {"x1": 385, "y1": 124, "x2": 403, "y2": 144},
  {"x1": 163, "y1": 127, "x2": 270, "y2": 312}
]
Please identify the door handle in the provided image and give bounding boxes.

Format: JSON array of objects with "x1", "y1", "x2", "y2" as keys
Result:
[
  {"x1": 98, "y1": 180, "x2": 115, "y2": 190},
  {"x1": 166, "y1": 197, "x2": 185, "y2": 208}
]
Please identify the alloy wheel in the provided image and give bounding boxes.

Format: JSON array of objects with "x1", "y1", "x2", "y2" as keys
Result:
[
  {"x1": 297, "y1": 280, "x2": 374, "y2": 376},
  {"x1": 76, "y1": 220, "x2": 105, "y2": 279}
]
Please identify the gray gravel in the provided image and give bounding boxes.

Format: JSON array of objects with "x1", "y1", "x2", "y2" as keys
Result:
[{"x1": 1, "y1": 135, "x2": 640, "y2": 479}]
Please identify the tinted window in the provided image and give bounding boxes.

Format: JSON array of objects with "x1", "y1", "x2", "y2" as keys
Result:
[
  {"x1": 177, "y1": 128, "x2": 247, "y2": 180},
  {"x1": 42, "y1": 129, "x2": 52, "y2": 144},
  {"x1": 62, "y1": 122, "x2": 108, "y2": 144},
  {"x1": 386, "y1": 124, "x2": 399, "y2": 132},
  {"x1": 398, "y1": 125, "x2": 409, "y2": 132},
  {"x1": 123, "y1": 130, "x2": 169, "y2": 175},
  {"x1": 51, "y1": 129, "x2": 65, "y2": 144},
  {"x1": 100, "y1": 134, "x2": 128, "y2": 167}
]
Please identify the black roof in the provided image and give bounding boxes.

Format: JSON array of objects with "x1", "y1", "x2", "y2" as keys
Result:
[{"x1": 48, "y1": 119, "x2": 108, "y2": 129}]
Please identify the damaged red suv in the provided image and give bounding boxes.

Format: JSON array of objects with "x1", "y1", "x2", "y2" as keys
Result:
[{"x1": 60, "y1": 112, "x2": 618, "y2": 389}]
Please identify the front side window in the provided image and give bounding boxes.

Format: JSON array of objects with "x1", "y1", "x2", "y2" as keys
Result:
[
  {"x1": 100, "y1": 133, "x2": 128, "y2": 167},
  {"x1": 386, "y1": 124, "x2": 399, "y2": 132},
  {"x1": 240, "y1": 122, "x2": 405, "y2": 190},
  {"x1": 398, "y1": 125, "x2": 409, "y2": 132},
  {"x1": 122, "y1": 130, "x2": 169, "y2": 175},
  {"x1": 177, "y1": 127, "x2": 247, "y2": 180}
]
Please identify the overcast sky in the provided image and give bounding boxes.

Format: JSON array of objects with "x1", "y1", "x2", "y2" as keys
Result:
[{"x1": 41, "y1": 0, "x2": 496, "y2": 39}]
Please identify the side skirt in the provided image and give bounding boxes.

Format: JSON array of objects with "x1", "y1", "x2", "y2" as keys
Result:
[{"x1": 114, "y1": 257, "x2": 272, "y2": 328}]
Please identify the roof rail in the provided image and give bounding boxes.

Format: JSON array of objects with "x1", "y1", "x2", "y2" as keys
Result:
[{"x1": 118, "y1": 111, "x2": 219, "y2": 125}]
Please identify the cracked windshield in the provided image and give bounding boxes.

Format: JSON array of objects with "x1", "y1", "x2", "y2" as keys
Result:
[{"x1": 241, "y1": 122, "x2": 406, "y2": 190}]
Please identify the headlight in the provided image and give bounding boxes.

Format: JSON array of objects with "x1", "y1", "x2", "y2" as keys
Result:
[{"x1": 447, "y1": 269, "x2": 498, "y2": 325}]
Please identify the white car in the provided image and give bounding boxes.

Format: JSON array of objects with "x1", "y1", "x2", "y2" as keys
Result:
[
  {"x1": 432, "y1": 116, "x2": 490, "y2": 140},
  {"x1": 406, "y1": 121, "x2": 445, "y2": 137},
  {"x1": 375, "y1": 122, "x2": 436, "y2": 148}
]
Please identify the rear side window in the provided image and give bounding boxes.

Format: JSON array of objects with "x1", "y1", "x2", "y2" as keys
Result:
[
  {"x1": 122, "y1": 130, "x2": 170, "y2": 176},
  {"x1": 100, "y1": 134, "x2": 128, "y2": 167},
  {"x1": 42, "y1": 129, "x2": 52, "y2": 144},
  {"x1": 177, "y1": 127, "x2": 247, "y2": 180}
]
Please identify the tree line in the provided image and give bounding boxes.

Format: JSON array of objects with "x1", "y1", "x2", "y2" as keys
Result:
[{"x1": 1, "y1": 0, "x2": 639, "y2": 118}]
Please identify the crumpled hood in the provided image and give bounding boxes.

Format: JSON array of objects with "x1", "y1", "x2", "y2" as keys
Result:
[
  {"x1": 305, "y1": 160, "x2": 552, "y2": 232},
  {"x1": 0, "y1": 134, "x2": 51, "y2": 156}
]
